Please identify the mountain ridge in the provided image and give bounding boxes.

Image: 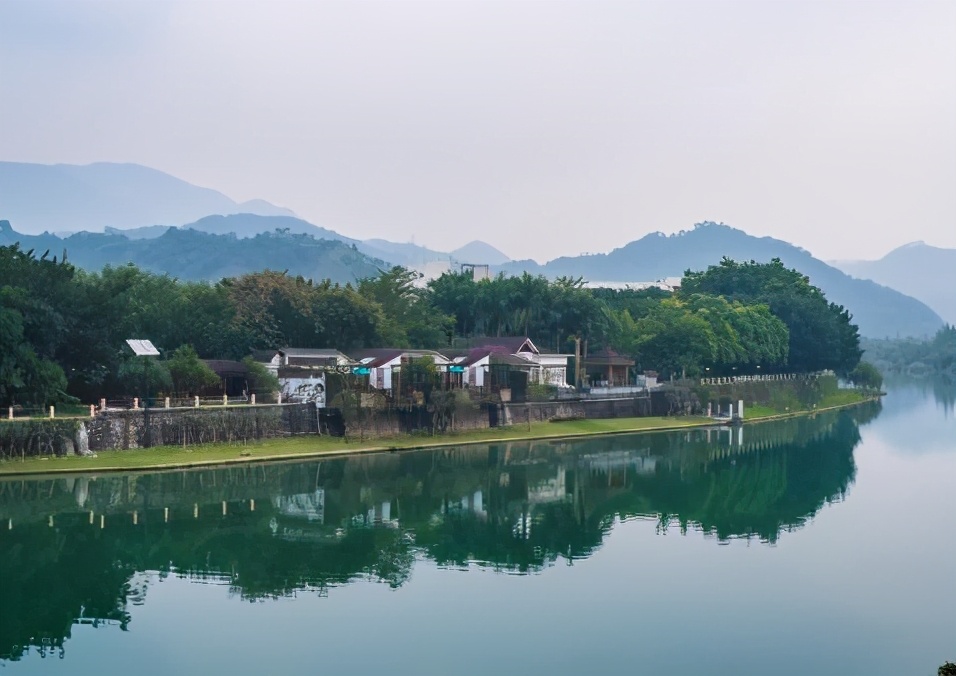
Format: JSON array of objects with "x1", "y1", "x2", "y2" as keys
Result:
[
  {"x1": 0, "y1": 161, "x2": 294, "y2": 233},
  {"x1": 831, "y1": 242, "x2": 956, "y2": 325},
  {"x1": 497, "y1": 222, "x2": 943, "y2": 339}
]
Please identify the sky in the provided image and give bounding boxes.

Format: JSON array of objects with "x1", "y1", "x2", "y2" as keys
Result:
[{"x1": 1, "y1": 0, "x2": 954, "y2": 263}]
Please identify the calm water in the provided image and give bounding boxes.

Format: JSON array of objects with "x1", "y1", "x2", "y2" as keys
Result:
[{"x1": 1, "y1": 382, "x2": 953, "y2": 675}]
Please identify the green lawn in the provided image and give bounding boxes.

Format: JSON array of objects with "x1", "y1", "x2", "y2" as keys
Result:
[
  {"x1": 743, "y1": 390, "x2": 871, "y2": 420},
  {"x1": 744, "y1": 405, "x2": 778, "y2": 419}
]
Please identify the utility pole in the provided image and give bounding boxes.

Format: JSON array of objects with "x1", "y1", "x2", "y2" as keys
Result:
[{"x1": 574, "y1": 336, "x2": 582, "y2": 389}]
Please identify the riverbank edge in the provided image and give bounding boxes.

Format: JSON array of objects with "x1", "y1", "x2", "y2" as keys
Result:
[{"x1": 0, "y1": 395, "x2": 880, "y2": 478}]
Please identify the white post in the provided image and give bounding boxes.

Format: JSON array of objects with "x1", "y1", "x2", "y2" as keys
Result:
[
  {"x1": 223, "y1": 394, "x2": 228, "y2": 406},
  {"x1": 277, "y1": 391, "x2": 282, "y2": 405},
  {"x1": 250, "y1": 393, "x2": 256, "y2": 406},
  {"x1": 7, "y1": 407, "x2": 12, "y2": 420},
  {"x1": 164, "y1": 397, "x2": 170, "y2": 409},
  {"x1": 49, "y1": 406, "x2": 55, "y2": 419},
  {"x1": 737, "y1": 400, "x2": 744, "y2": 419},
  {"x1": 99, "y1": 398, "x2": 106, "y2": 411},
  {"x1": 133, "y1": 398, "x2": 139, "y2": 410},
  {"x1": 89, "y1": 405, "x2": 96, "y2": 418},
  {"x1": 194, "y1": 396, "x2": 199, "y2": 408}
]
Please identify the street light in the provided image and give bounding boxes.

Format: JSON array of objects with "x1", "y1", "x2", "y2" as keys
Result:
[{"x1": 126, "y1": 339, "x2": 160, "y2": 448}]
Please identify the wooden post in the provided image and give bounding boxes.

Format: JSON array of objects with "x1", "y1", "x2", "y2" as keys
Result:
[
  {"x1": 133, "y1": 398, "x2": 139, "y2": 410},
  {"x1": 7, "y1": 407, "x2": 12, "y2": 420},
  {"x1": 89, "y1": 404, "x2": 96, "y2": 418}
]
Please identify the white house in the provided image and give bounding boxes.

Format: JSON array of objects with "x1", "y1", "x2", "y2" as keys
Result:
[
  {"x1": 467, "y1": 337, "x2": 572, "y2": 388},
  {"x1": 349, "y1": 349, "x2": 455, "y2": 395}
]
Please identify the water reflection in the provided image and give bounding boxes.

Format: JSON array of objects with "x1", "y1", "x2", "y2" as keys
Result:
[{"x1": 0, "y1": 403, "x2": 878, "y2": 662}]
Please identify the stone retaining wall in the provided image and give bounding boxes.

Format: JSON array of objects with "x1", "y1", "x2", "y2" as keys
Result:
[
  {"x1": 2, "y1": 386, "x2": 705, "y2": 458},
  {"x1": 86, "y1": 403, "x2": 317, "y2": 451}
]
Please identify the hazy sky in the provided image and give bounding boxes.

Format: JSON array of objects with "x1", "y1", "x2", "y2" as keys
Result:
[{"x1": 1, "y1": 0, "x2": 953, "y2": 262}]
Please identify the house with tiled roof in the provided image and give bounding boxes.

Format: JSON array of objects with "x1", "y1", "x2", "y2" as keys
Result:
[{"x1": 467, "y1": 337, "x2": 572, "y2": 387}]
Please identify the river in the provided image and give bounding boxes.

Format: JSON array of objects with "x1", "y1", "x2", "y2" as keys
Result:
[{"x1": 0, "y1": 381, "x2": 953, "y2": 675}]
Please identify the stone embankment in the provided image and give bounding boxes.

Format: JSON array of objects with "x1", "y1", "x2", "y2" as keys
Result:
[{"x1": 1, "y1": 386, "x2": 705, "y2": 458}]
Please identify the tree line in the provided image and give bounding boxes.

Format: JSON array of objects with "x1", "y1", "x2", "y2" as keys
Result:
[
  {"x1": 0, "y1": 244, "x2": 861, "y2": 407},
  {"x1": 861, "y1": 325, "x2": 956, "y2": 379}
]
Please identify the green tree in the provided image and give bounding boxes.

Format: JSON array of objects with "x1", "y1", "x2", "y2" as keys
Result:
[
  {"x1": 682, "y1": 258, "x2": 861, "y2": 375},
  {"x1": 242, "y1": 356, "x2": 280, "y2": 400},
  {"x1": 848, "y1": 361, "x2": 883, "y2": 392},
  {"x1": 358, "y1": 267, "x2": 454, "y2": 348},
  {"x1": 167, "y1": 345, "x2": 221, "y2": 395}
]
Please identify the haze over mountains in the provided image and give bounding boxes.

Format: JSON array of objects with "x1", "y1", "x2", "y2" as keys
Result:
[
  {"x1": 0, "y1": 162, "x2": 294, "y2": 233},
  {"x1": 496, "y1": 222, "x2": 944, "y2": 339},
  {"x1": 0, "y1": 161, "x2": 947, "y2": 339},
  {"x1": 831, "y1": 243, "x2": 956, "y2": 326}
]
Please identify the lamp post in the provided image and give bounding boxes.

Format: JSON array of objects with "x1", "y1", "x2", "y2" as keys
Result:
[{"x1": 127, "y1": 339, "x2": 160, "y2": 448}]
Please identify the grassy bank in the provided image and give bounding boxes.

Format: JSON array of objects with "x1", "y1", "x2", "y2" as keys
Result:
[{"x1": 0, "y1": 390, "x2": 876, "y2": 476}]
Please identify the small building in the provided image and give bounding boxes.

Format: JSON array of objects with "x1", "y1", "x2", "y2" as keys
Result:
[
  {"x1": 202, "y1": 360, "x2": 251, "y2": 397},
  {"x1": 253, "y1": 348, "x2": 354, "y2": 376},
  {"x1": 251, "y1": 348, "x2": 356, "y2": 407},
  {"x1": 582, "y1": 349, "x2": 635, "y2": 388}
]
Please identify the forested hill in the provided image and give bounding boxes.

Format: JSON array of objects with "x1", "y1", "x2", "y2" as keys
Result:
[
  {"x1": 0, "y1": 221, "x2": 385, "y2": 284},
  {"x1": 499, "y1": 222, "x2": 942, "y2": 339}
]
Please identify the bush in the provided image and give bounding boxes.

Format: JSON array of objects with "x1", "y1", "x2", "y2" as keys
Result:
[
  {"x1": 848, "y1": 360, "x2": 883, "y2": 391},
  {"x1": 527, "y1": 383, "x2": 557, "y2": 401}
]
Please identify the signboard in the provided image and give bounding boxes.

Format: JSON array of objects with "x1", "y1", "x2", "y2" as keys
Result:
[
  {"x1": 126, "y1": 339, "x2": 160, "y2": 356},
  {"x1": 449, "y1": 365, "x2": 465, "y2": 373}
]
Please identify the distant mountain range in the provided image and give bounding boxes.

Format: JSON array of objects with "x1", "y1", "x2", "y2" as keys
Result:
[
  {"x1": 497, "y1": 222, "x2": 944, "y2": 339},
  {"x1": 0, "y1": 162, "x2": 513, "y2": 269},
  {"x1": 0, "y1": 161, "x2": 294, "y2": 233},
  {"x1": 0, "y1": 162, "x2": 944, "y2": 339},
  {"x1": 830, "y1": 242, "x2": 956, "y2": 326}
]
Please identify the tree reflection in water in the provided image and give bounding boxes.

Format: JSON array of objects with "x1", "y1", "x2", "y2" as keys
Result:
[{"x1": 0, "y1": 402, "x2": 879, "y2": 661}]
